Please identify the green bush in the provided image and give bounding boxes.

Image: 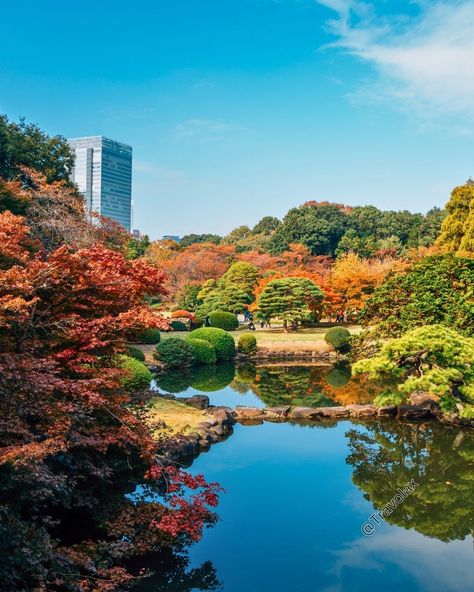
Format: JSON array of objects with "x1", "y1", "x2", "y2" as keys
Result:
[
  {"x1": 137, "y1": 328, "x2": 161, "y2": 344},
  {"x1": 126, "y1": 346, "x2": 145, "y2": 362},
  {"x1": 119, "y1": 355, "x2": 152, "y2": 391},
  {"x1": 191, "y1": 363, "x2": 236, "y2": 392},
  {"x1": 238, "y1": 333, "x2": 257, "y2": 356},
  {"x1": 189, "y1": 327, "x2": 236, "y2": 361},
  {"x1": 154, "y1": 338, "x2": 195, "y2": 368},
  {"x1": 208, "y1": 310, "x2": 239, "y2": 331},
  {"x1": 325, "y1": 327, "x2": 352, "y2": 352},
  {"x1": 170, "y1": 320, "x2": 188, "y2": 332},
  {"x1": 187, "y1": 338, "x2": 217, "y2": 365}
]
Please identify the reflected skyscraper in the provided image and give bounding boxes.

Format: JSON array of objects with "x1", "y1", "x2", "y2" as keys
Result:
[{"x1": 68, "y1": 136, "x2": 132, "y2": 231}]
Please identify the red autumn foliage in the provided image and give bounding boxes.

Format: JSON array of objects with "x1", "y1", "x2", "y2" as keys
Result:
[{"x1": 0, "y1": 179, "x2": 223, "y2": 589}]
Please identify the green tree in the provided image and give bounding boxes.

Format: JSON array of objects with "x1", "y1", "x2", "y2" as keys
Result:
[
  {"x1": 353, "y1": 325, "x2": 474, "y2": 409},
  {"x1": 198, "y1": 262, "x2": 259, "y2": 314},
  {"x1": 179, "y1": 233, "x2": 221, "y2": 247},
  {"x1": 270, "y1": 203, "x2": 348, "y2": 255},
  {"x1": 125, "y1": 234, "x2": 150, "y2": 259},
  {"x1": 360, "y1": 254, "x2": 474, "y2": 337},
  {"x1": 0, "y1": 114, "x2": 74, "y2": 183},
  {"x1": 437, "y1": 180, "x2": 474, "y2": 253},
  {"x1": 256, "y1": 276, "x2": 324, "y2": 329},
  {"x1": 252, "y1": 216, "x2": 281, "y2": 234}
]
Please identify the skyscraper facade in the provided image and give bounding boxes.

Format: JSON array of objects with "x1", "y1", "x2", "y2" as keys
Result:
[{"x1": 68, "y1": 136, "x2": 132, "y2": 231}]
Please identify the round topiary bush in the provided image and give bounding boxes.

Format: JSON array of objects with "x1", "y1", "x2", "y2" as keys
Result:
[
  {"x1": 126, "y1": 346, "x2": 145, "y2": 362},
  {"x1": 325, "y1": 327, "x2": 352, "y2": 353},
  {"x1": 119, "y1": 355, "x2": 152, "y2": 391},
  {"x1": 137, "y1": 327, "x2": 161, "y2": 344},
  {"x1": 238, "y1": 333, "x2": 257, "y2": 356},
  {"x1": 191, "y1": 363, "x2": 236, "y2": 392},
  {"x1": 189, "y1": 327, "x2": 236, "y2": 361},
  {"x1": 170, "y1": 320, "x2": 188, "y2": 332},
  {"x1": 208, "y1": 310, "x2": 239, "y2": 331},
  {"x1": 154, "y1": 338, "x2": 196, "y2": 368},
  {"x1": 187, "y1": 338, "x2": 217, "y2": 365}
]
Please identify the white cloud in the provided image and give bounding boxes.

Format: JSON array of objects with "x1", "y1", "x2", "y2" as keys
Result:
[
  {"x1": 172, "y1": 118, "x2": 249, "y2": 141},
  {"x1": 317, "y1": 1, "x2": 474, "y2": 123}
]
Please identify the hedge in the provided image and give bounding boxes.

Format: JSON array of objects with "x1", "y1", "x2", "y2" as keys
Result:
[
  {"x1": 238, "y1": 333, "x2": 257, "y2": 356},
  {"x1": 119, "y1": 355, "x2": 152, "y2": 391},
  {"x1": 187, "y1": 338, "x2": 217, "y2": 365},
  {"x1": 208, "y1": 310, "x2": 239, "y2": 331},
  {"x1": 189, "y1": 327, "x2": 236, "y2": 361},
  {"x1": 154, "y1": 338, "x2": 195, "y2": 368}
]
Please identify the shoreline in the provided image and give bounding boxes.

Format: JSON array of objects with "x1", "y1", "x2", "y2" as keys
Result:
[{"x1": 156, "y1": 391, "x2": 474, "y2": 463}]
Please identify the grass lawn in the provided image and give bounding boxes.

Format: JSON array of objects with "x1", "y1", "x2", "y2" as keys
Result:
[
  {"x1": 158, "y1": 324, "x2": 361, "y2": 353},
  {"x1": 144, "y1": 397, "x2": 207, "y2": 437}
]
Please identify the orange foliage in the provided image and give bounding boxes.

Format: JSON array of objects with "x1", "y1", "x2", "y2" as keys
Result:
[{"x1": 330, "y1": 252, "x2": 403, "y2": 311}]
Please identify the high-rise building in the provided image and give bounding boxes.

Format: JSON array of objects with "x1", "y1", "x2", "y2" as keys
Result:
[{"x1": 68, "y1": 136, "x2": 132, "y2": 231}]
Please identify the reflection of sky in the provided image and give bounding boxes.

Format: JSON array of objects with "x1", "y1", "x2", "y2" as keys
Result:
[
  {"x1": 326, "y1": 528, "x2": 474, "y2": 592},
  {"x1": 151, "y1": 379, "x2": 265, "y2": 408},
  {"x1": 182, "y1": 422, "x2": 473, "y2": 592}
]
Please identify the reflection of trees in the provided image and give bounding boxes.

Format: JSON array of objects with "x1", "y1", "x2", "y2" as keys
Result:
[
  {"x1": 249, "y1": 366, "x2": 336, "y2": 408},
  {"x1": 129, "y1": 549, "x2": 221, "y2": 591},
  {"x1": 0, "y1": 449, "x2": 220, "y2": 590},
  {"x1": 346, "y1": 422, "x2": 474, "y2": 542},
  {"x1": 156, "y1": 368, "x2": 194, "y2": 393},
  {"x1": 230, "y1": 364, "x2": 384, "y2": 408},
  {"x1": 156, "y1": 364, "x2": 235, "y2": 394},
  {"x1": 191, "y1": 364, "x2": 235, "y2": 392}
]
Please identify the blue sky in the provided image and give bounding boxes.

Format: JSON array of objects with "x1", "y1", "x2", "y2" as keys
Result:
[{"x1": 1, "y1": 0, "x2": 474, "y2": 239}]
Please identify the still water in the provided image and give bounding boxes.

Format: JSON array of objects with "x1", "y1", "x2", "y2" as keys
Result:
[{"x1": 143, "y1": 365, "x2": 474, "y2": 592}]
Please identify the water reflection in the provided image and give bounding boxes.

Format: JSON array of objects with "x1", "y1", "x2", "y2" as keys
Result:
[
  {"x1": 184, "y1": 420, "x2": 474, "y2": 592},
  {"x1": 345, "y1": 422, "x2": 474, "y2": 541},
  {"x1": 155, "y1": 362, "x2": 385, "y2": 407},
  {"x1": 130, "y1": 549, "x2": 221, "y2": 591}
]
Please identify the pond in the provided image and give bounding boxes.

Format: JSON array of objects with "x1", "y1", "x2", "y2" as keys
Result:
[
  {"x1": 141, "y1": 364, "x2": 474, "y2": 591},
  {"x1": 136, "y1": 419, "x2": 474, "y2": 592},
  {"x1": 153, "y1": 362, "x2": 385, "y2": 408}
]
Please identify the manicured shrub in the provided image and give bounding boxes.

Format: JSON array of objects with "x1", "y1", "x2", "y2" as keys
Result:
[
  {"x1": 170, "y1": 320, "x2": 188, "y2": 332},
  {"x1": 119, "y1": 355, "x2": 152, "y2": 391},
  {"x1": 238, "y1": 333, "x2": 257, "y2": 356},
  {"x1": 189, "y1": 327, "x2": 236, "y2": 361},
  {"x1": 154, "y1": 338, "x2": 196, "y2": 368},
  {"x1": 187, "y1": 337, "x2": 217, "y2": 365},
  {"x1": 137, "y1": 327, "x2": 161, "y2": 344},
  {"x1": 208, "y1": 310, "x2": 239, "y2": 331},
  {"x1": 126, "y1": 346, "x2": 145, "y2": 362},
  {"x1": 191, "y1": 363, "x2": 236, "y2": 392},
  {"x1": 325, "y1": 327, "x2": 352, "y2": 352}
]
